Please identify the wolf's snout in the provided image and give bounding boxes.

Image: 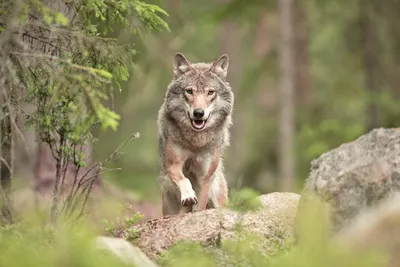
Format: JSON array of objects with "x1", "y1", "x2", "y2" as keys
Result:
[{"x1": 193, "y1": 108, "x2": 205, "y2": 119}]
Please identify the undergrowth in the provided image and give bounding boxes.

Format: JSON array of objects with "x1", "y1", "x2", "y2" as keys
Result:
[
  {"x1": 0, "y1": 215, "x2": 130, "y2": 267},
  {"x1": 0, "y1": 188, "x2": 389, "y2": 267}
]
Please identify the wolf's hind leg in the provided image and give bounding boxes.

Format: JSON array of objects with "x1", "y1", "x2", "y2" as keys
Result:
[
  {"x1": 193, "y1": 169, "x2": 228, "y2": 212},
  {"x1": 161, "y1": 190, "x2": 181, "y2": 216},
  {"x1": 162, "y1": 190, "x2": 193, "y2": 216},
  {"x1": 209, "y1": 170, "x2": 228, "y2": 208}
]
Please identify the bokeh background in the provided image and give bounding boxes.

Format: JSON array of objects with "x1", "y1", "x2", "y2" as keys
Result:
[{"x1": 92, "y1": 0, "x2": 400, "y2": 205}]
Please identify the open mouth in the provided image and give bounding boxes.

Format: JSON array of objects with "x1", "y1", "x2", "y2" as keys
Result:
[{"x1": 190, "y1": 119, "x2": 207, "y2": 130}]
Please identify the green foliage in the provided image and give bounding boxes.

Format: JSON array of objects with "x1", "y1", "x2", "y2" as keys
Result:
[
  {"x1": 220, "y1": 234, "x2": 272, "y2": 267},
  {"x1": 103, "y1": 203, "x2": 143, "y2": 240},
  {"x1": 159, "y1": 241, "x2": 218, "y2": 267},
  {"x1": 0, "y1": 190, "x2": 389, "y2": 267},
  {"x1": 79, "y1": 0, "x2": 170, "y2": 36},
  {"x1": 2, "y1": 0, "x2": 169, "y2": 141},
  {"x1": 0, "y1": 219, "x2": 130, "y2": 267},
  {"x1": 270, "y1": 198, "x2": 387, "y2": 267},
  {"x1": 269, "y1": 238, "x2": 386, "y2": 267},
  {"x1": 1, "y1": 0, "x2": 169, "y2": 220},
  {"x1": 227, "y1": 187, "x2": 263, "y2": 213},
  {"x1": 133, "y1": 1, "x2": 170, "y2": 32}
]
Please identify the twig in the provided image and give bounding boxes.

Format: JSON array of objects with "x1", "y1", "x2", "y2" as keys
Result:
[
  {"x1": 63, "y1": 132, "x2": 139, "y2": 220},
  {"x1": 77, "y1": 169, "x2": 99, "y2": 219},
  {"x1": 102, "y1": 132, "x2": 139, "y2": 166},
  {"x1": 78, "y1": 167, "x2": 122, "y2": 187}
]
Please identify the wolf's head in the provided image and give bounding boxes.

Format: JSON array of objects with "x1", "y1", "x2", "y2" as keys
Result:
[{"x1": 165, "y1": 52, "x2": 234, "y2": 132}]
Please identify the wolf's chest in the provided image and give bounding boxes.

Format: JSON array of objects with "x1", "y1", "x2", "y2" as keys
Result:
[
  {"x1": 182, "y1": 153, "x2": 210, "y2": 179},
  {"x1": 183, "y1": 132, "x2": 213, "y2": 150}
]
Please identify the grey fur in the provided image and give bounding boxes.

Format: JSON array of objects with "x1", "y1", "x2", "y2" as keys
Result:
[{"x1": 157, "y1": 53, "x2": 234, "y2": 216}]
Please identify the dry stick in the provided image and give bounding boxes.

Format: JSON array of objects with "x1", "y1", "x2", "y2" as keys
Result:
[
  {"x1": 60, "y1": 163, "x2": 80, "y2": 214},
  {"x1": 77, "y1": 169, "x2": 100, "y2": 219},
  {"x1": 61, "y1": 142, "x2": 79, "y2": 198},
  {"x1": 65, "y1": 142, "x2": 81, "y2": 197},
  {"x1": 68, "y1": 162, "x2": 99, "y2": 204},
  {"x1": 59, "y1": 152, "x2": 70, "y2": 196},
  {"x1": 64, "y1": 163, "x2": 98, "y2": 219},
  {"x1": 78, "y1": 168, "x2": 122, "y2": 187},
  {"x1": 62, "y1": 142, "x2": 85, "y2": 216},
  {"x1": 78, "y1": 133, "x2": 138, "y2": 217},
  {"x1": 65, "y1": 133, "x2": 138, "y2": 219},
  {"x1": 65, "y1": 165, "x2": 101, "y2": 220}
]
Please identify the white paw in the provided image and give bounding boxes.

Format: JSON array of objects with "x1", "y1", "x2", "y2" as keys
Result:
[{"x1": 178, "y1": 178, "x2": 198, "y2": 207}]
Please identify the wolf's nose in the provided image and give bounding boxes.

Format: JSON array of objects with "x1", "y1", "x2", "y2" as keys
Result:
[{"x1": 193, "y1": 108, "x2": 205, "y2": 119}]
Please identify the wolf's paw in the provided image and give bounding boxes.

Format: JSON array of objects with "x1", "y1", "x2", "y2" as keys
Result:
[
  {"x1": 181, "y1": 195, "x2": 198, "y2": 207},
  {"x1": 178, "y1": 178, "x2": 197, "y2": 207}
]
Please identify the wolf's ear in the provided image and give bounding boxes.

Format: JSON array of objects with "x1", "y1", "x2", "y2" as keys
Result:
[
  {"x1": 173, "y1": 53, "x2": 192, "y2": 78},
  {"x1": 210, "y1": 54, "x2": 229, "y2": 79}
]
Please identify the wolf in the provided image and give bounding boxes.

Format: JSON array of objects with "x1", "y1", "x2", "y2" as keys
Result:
[{"x1": 157, "y1": 52, "x2": 234, "y2": 216}]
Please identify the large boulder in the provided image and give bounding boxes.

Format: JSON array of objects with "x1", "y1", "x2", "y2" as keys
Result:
[
  {"x1": 297, "y1": 128, "x2": 400, "y2": 232},
  {"x1": 117, "y1": 192, "x2": 300, "y2": 261}
]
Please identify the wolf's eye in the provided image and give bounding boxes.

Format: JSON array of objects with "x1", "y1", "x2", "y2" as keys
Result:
[
  {"x1": 208, "y1": 90, "x2": 215, "y2": 96},
  {"x1": 185, "y1": 89, "x2": 193, "y2": 95}
]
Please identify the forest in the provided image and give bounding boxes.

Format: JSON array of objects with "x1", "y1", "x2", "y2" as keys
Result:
[{"x1": 1, "y1": 0, "x2": 400, "y2": 266}]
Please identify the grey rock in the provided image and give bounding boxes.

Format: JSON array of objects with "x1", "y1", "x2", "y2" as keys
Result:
[
  {"x1": 298, "y1": 128, "x2": 400, "y2": 232},
  {"x1": 120, "y1": 192, "x2": 300, "y2": 261},
  {"x1": 96, "y1": 236, "x2": 159, "y2": 267}
]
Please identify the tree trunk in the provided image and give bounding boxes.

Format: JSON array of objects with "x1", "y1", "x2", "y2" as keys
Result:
[
  {"x1": 361, "y1": 2, "x2": 381, "y2": 131},
  {"x1": 278, "y1": 0, "x2": 296, "y2": 192},
  {"x1": 0, "y1": 86, "x2": 14, "y2": 223},
  {"x1": 294, "y1": 0, "x2": 311, "y2": 104},
  {"x1": 252, "y1": 10, "x2": 277, "y2": 192},
  {"x1": 218, "y1": 6, "x2": 243, "y2": 188},
  {"x1": 254, "y1": 11, "x2": 276, "y2": 111}
]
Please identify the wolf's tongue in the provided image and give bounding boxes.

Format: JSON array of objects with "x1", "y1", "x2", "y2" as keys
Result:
[
  {"x1": 194, "y1": 120, "x2": 203, "y2": 126},
  {"x1": 193, "y1": 120, "x2": 205, "y2": 128}
]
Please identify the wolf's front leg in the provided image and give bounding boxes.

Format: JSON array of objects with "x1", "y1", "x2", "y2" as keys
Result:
[
  {"x1": 176, "y1": 177, "x2": 197, "y2": 207},
  {"x1": 165, "y1": 138, "x2": 197, "y2": 209}
]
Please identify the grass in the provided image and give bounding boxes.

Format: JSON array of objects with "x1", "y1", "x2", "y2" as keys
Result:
[
  {"x1": 0, "y1": 215, "x2": 130, "y2": 267},
  {"x1": 0, "y1": 188, "x2": 390, "y2": 267}
]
